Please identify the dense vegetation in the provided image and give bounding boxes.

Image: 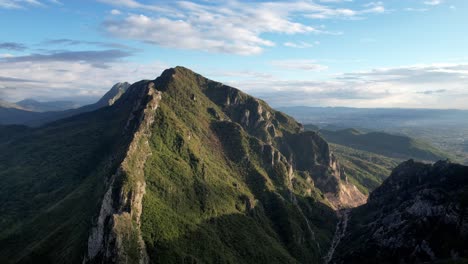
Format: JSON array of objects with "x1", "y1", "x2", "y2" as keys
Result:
[
  {"x1": 328, "y1": 143, "x2": 400, "y2": 195},
  {"x1": 140, "y1": 67, "x2": 338, "y2": 263},
  {"x1": 0, "y1": 67, "x2": 345, "y2": 263},
  {"x1": 3, "y1": 66, "x2": 463, "y2": 264},
  {"x1": 319, "y1": 128, "x2": 451, "y2": 161},
  {"x1": 0, "y1": 89, "x2": 141, "y2": 263}
]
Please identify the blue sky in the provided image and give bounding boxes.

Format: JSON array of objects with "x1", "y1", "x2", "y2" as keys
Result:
[{"x1": 0, "y1": 0, "x2": 467, "y2": 108}]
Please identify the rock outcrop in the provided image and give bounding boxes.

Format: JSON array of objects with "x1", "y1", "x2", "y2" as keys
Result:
[
  {"x1": 85, "y1": 82, "x2": 161, "y2": 264},
  {"x1": 0, "y1": 66, "x2": 369, "y2": 264},
  {"x1": 333, "y1": 160, "x2": 468, "y2": 263}
]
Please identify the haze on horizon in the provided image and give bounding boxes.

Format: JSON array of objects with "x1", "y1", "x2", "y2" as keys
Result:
[{"x1": 0, "y1": 0, "x2": 467, "y2": 109}]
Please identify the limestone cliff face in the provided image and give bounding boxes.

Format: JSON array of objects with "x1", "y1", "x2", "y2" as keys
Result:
[
  {"x1": 274, "y1": 131, "x2": 366, "y2": 209},
  {"x1": 158, "y1": 67, "x2": 366, "y2": 210},
  {"x1": 333, "y1": 160, "x2": 468, "y2": 263},
  {"x1": 84, "y1": 66, "x2": 367, "y2": 263},
  {"x1": 85, "y1": 81, "x2": 161, "y2": 264}
]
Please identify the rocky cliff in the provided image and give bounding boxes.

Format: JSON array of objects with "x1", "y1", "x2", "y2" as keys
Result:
[
  {"x1": 332, "y1": 160, "x2": 468, "y2": 263},
  {"x1": 0, "y1": 66, "x2": 366, "y2": 264},
  {"x1": 85, "y1": 81, "x2": 161, "y2": 263}
]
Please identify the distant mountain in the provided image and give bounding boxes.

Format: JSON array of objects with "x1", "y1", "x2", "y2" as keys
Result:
[
  {"x1": 333, "y1": 160, "x2": 468, "y2": 263},
  {"x1": 319, "y1": 128, "x2": 452, "y2": 162},
  {"x1": 0, "y1": 67, "x2": 367, "y2": 263},
  {"x1": 0, "y1": 82, "x2": 131, "y2": 126},
  {"x1": 282, "y1": 106, "x2": 468, "y2": 164},
  {"x1": 279, "y1": 106, "x2": 468, "y2": 130},
  {"x1": 303, "y1": 126, "x2": 452, "y2": 194},
  {"x1": 94, "y1": 82, "x2": 131, "y2": 107},
  {"x1": 16, "y1": 99, "x2": 80, "y2": 112}
]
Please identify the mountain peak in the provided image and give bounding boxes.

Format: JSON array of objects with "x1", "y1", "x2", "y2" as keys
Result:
[{"x1": 95, "y1": 81, "x2": 131, "y2": 107}]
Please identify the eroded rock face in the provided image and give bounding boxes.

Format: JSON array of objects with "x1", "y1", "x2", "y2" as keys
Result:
[
  {"x1": 85, "y1": 82, "x2": 161, "y2": 264},
  {"x1": 276, "y1": 131, "x2": 366, "y2": 209},
  {"x1": 333, "y1": 160, "x2": 468, "y2": 264}
]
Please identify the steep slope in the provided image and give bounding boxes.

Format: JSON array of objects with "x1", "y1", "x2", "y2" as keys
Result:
[
  {"x1": 328, "y1": 143, "x2": 400, "y2": 195},
  {"x1": 0, "y1": 81, "x2": 155, "y2": 263},
  {"x1": 1, "y1": 67, "x2": 366, "y2": 264},
  {"x1": 319, "y1": 128, "x2": 451, "y2": 162},
  {"x1": 130, "y1": 67, "x2": 345, "y2": 263},
  {"x1": 0, "y1": 82, "x2": 131, "y2": 126},
  {"x1": 332, "y1": 160, "x2": 468, "y2": 263}
]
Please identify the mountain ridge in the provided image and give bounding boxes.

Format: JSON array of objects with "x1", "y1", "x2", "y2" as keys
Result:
[
  {"x1": 0, "y1": 82, "x2": 131, "y2": 126},
  {"x1": 319, "y1": 128, "x2": 452, "y2": 162},
  {"x1": 1, "y1": 66, "x2": 366, "y2": 263},
  {"x1": 1, "y1": 66, "x2": 467, "y2": 263}
]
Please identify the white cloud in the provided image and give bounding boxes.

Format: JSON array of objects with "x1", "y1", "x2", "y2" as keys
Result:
[
  {"x1": 0, "y1": 0, "x2": 61, "y2": 8},
  {"x1": 97, "y1": 0, "x2": 175, "y2": 13},
  {"x1": 100, "y1": 0, "x2": 385, "y2": 55},
  {"x1": 0, "y1": 53, "x2": 14, "y2": 58},
  {"x1": 404, "y1": 7, "x2": 429, "y2": 12},
  {"x1": 271, "y1": 60, "x2": 329, "y2": 71},
  {"x1": 424, "y1": 0, "x2": 443, "y2": 6},
  {"x1": 284, "y1": 41, "x2": 319, "y2": 48},
  {"x1": 110, "y1": 9, "x2": 121, "y2": 15},
  {"x1": 0, "y1": 0, "x2": 43, "y2": 8},
  {"x1": 216, "y1": 63, "x2": 468, "y2": 109},
  {"x1": 0, "y1": 53, "x2": 168, "y2": 102}
]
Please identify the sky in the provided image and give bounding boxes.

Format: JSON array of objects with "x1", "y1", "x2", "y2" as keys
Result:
[{"x1": 0, "y1": 0, "x2": 467, "y2": 109}]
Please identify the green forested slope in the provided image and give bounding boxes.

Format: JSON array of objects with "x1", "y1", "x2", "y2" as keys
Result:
[
  {"x1": 140, "y1": 67, "x2": 338, "y2": 263},
  {"x1": 0, "y1": 67, "x2": 347, "y2": 264},
  {"x1": 320, "y1": 128, "x2": 451, "y2": 161},
  {"x1": 0, "y1": 82, "x2": 148, "y2": 263},
  {"x1": 329, "y1": 144, "x2": 400, "y2": 195}
]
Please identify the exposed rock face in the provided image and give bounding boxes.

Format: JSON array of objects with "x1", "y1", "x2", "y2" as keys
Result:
[
  {"x1": 170, "y1": 66, "x2": 366, "y2": 209},
  {"x1": 96, "y1": 82, "x2": 132, "y2": 107},
  {"x1": 138, "y1": 67, "x2": 350, "y2": 263},
  {"x1": 276, "y1": 131, "x2": 366, "y2": 209},
  {"x1": 333, "y1": 160, "x2": 468, "y2": 263},
  {"x1": 85, "y1": 82, "x2": 161, "y2": 264}
]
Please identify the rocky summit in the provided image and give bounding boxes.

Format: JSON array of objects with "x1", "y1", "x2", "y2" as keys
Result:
[
  {"x1": 0, "y1": 67, "x2": 365, "y2": 264},
  {"x1": 0, "y1": 67, "x2": 467, "y2": 264}
]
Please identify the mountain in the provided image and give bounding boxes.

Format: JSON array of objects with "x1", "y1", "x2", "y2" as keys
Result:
[
  {"x1": 280, "y1": 106, "x2": 468, "y2": 165},
  {"x1": 319, "y1": 128, "x2": 452, "y2": 162},
  {"x1": 16, "y1": 99, "x2": 80, "y2": 112},
  {"x1": 278, "y1": 106, "x2": 468, "y2": 130},
  {"x1": 94, "y1": 82, "x2": 131, "y2": 107},
  {"x1": 304, "y1": 126, "x2": 450, "y2": 195},
  {"x1": 0, "y1": 100, "x2": 25, "y2": 110},
  {"x1": 328, "y1": 143, "x2": 400, "y2": 195},
  {"x1": 0, "y1": 67, "x2": 367, "y2": 263},
  {"x1": 332, "y1": 160, "x2": 468, "y2": 263},
  {"x1": 0, "y1": 100, "x2": 39, "y2": 125},
  {"x1": 0, "y1": 82, "x2": 131, "y2": 126}
]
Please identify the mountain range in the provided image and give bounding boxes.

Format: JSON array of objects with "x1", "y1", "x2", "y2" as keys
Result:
[
  {"x1": 0, "y1": 67, "x2": 466, "y2": 263},
  {"x1": 0, "y1": 82, "x2": 130, "y2": 126}
]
